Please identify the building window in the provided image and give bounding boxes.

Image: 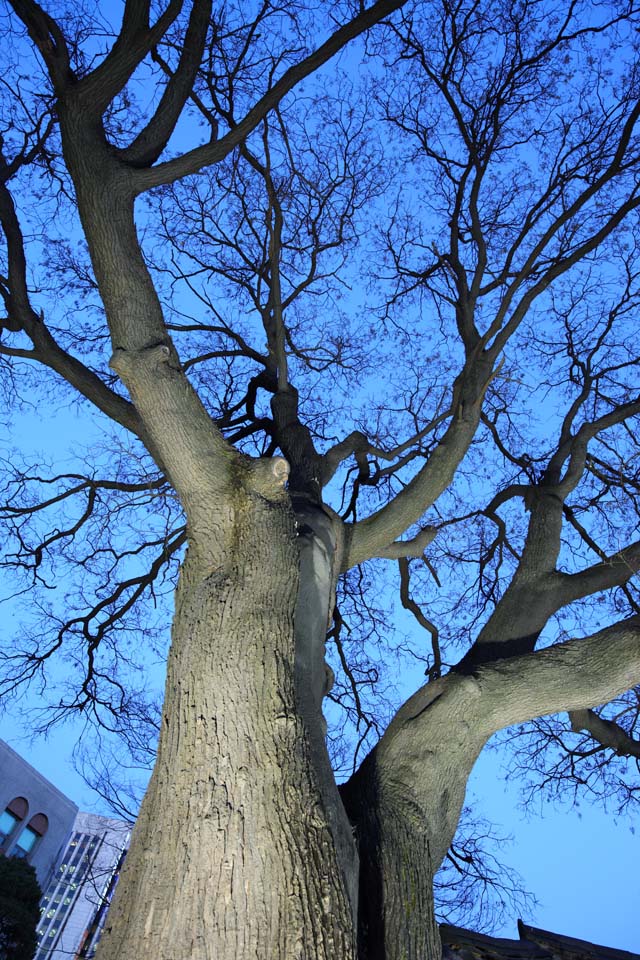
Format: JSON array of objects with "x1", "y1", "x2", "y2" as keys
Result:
[
  {"x1": 13, "y1": 826, "x2": 38, "y2": 858},
  {"x1": 0, "y1": 797, "x2": 28, "y2": 849},
  {"x1": 0, "y1": 809, "x2": 20, "y2": 844},
  {"x1": 13, "y1": 813, "x2": 48, "y2": 860}
]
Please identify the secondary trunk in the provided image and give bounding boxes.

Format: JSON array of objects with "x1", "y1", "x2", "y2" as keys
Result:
[
  {"x1": 292, "y1": 499, "x2": 360, "y2": 927},
  {"x1": 343, "y1": 674, "x2": 489, "y2": 960},
  {"x1": 342, "y1": 753, "x2": 443, "y2": 960},
  {"x1": 95, "y1": 492, "x2": 356, "y2": 960}
]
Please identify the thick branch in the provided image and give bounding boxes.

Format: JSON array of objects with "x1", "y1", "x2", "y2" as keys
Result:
[
  {"x1": 468, "y1": 374, "x2": 640, "y2": 656},
  {"x1": 71, "y1": 0, "x2": 184, "y2": 114},
  {"x1": 556, "y1": 540, "x2": 640, "y2": 605},
  {"x1": 460, "y1": 530, "x2": 640, "y2": 671},
  {"x1": 132, "y1": 0, "x2": 409, "y2": 191},
  {"x1": 343, "y1": 359, "x2": 496, "y2": 570},
  {"x1": 477, "y1": 616, "x2": 640, "y2": 736},
  {"x1": 29, "y1": 324, "x2": 144, "y2": 437},
  {"x1": 0, "y1": 176, "x2": 144, "y2": 439},
  {"x1": 569, "y1": 708, "x2": 640, "y2": 759},
  {"x1": 548, "y1": 398, "x2": 640, "y2": 496},
  {"x1": 9, "y1": 0, "x2": 73, "y2": 88},
  {"x1": 376, "y1": 526, "x2": 438, "y2": 560},
  {"x1": 121, "y1": 0, "x2": 213, "y2": 167}
]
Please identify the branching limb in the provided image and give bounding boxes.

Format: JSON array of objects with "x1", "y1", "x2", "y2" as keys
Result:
[
  {"x1": 120, "y1": 1, "x2": 213, "y2": 168},
  {"x1": 0, "y1": 525, "x2": 186, "y2": 713},
  {"x1": 234, "y1": 125, "x2": 290, "y2": 390},
  {"x1": 343, "y1": 355, "x2": 497, "y2": 570},
  {"x1": 555, "y1": 540, "x2": 640, "y2": 605},
  {"x1": 0, "y1": 158, "x2": 144, "y2": 439},
  {"x1": 131, "y1": 0, "x2": 411, "y2": 191},
  {"x1": 9, "y1": 0, "x2": 72, "y2": 88},
  {"x1": 468, "y1": 376, "x2": 640, "y2": 658},
  {"x1": 322, "y1": 409, "x2": 453, "y2": 486},
  {"x1": 548, "y1": 397, "x2": 640, "y2": 499},
  {"x1": 398, "y1": 556, "x2": 442, "y2": 680},
  {"x1": 477, "y1": 616, "x2": 640, "y2": 737},
  {"x1": 375, "y1": 526, "x2": 438, "y2": 560},
  {"x1": 569, "y1": 707, "x2": 640, "y2": 759}
]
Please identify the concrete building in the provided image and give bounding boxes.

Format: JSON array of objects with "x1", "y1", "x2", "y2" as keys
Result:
[
  {"x1": 0, "y1": 739, "x2": 130, "y2": 959},
  {"x1": 0, "y1": 738, "x2": 78, "y2": 888},
  {"x1": 35, "y1": 811, "x2": 130, "y2": 960}
]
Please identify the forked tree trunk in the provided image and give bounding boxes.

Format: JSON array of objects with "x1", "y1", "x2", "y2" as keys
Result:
[
  {"x1": 342, "y1": 677, "x2": 489, "y2": 960},
  {"x1": 95, "y1": 493, "x2": 356, "y2": 960},
  {"x1": 94, "y1": 485, "x2": 480, "y2": 960}
]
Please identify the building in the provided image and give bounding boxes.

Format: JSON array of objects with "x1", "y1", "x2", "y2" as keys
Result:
[
  {"x1": 442, "y1": 921, "x2": 640, "y2": 960},
  {"x1": 35, "y1": 811, "x2": 130, "y2": 960},
  {"x1": 0, "y1": 738, "x2": 78, "y2": 888},
  {"x1": 0, "y1": 739, "x2": 130, "y2": 959}
]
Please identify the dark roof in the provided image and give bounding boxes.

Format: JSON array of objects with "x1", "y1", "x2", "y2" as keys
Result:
[
  {"x1": 441, "y1": 924, "x2": 548, "y2": 960},
  {"x1": 441, "y1": 921, "x2": 640, "y2": 960},
  {"x1": 519, "y1": 922, "x2": 640, "y2": 960}
]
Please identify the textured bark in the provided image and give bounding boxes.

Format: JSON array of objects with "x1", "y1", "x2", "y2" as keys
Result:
[
  {"x1": 475, "y1": 616, "x2": 640, "y2": 734},
  {"x1": 343, "y1": 754, "x2": 443, "y2": 960},
  {"x1": 96, "y1": 493, "x2": 356, "y2": 960},
  {"x1": 292, "y1": 499, "x2": 359, "y2": 927},
  {"x1": 343, "y1": 674, "x2": 488, "y2": 960}
]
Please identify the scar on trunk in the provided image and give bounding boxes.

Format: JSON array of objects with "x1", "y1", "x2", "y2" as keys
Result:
[{"x1": 247, "y1": 455, "x2": 290, "y2": 500}]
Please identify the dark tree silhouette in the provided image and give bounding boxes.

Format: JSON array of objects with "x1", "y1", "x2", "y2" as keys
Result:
[{"x1": 0, "y1": 858, "x2": 41, "y2": 960}]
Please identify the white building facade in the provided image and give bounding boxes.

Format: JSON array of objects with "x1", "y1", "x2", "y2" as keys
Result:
[
  {"x1": 0, "y1": 739, "x2": 130, "y2": 960},
  {"x1": 35, "y1": 811, "x2": 130, "y2": 960}
]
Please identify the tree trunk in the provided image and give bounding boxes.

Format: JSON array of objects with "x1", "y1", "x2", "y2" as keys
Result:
[
  {"x1": 292, "y1": 499, "x2": 360, "y2": 927},
  {"x1": 343, "y1": 675, "x2": 489, "y2": 960},
  {"x1": 342, "y1": 753, "x2": 443, "y2": 960},
  {"x1": 93, "y1": 488, "x2": 488, "y2": 960},
  {"x1": 95, "y1": 493, "x2": 356, "y2": 960}
]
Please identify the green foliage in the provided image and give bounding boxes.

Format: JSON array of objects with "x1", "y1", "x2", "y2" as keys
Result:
[{"x1": 0, "y1": 857, "x2": 41, "y2": 960}]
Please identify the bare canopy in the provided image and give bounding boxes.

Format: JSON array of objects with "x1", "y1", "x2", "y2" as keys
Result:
[{"x1": 0, "y1": 1, "x2": 639, "y2": 957}]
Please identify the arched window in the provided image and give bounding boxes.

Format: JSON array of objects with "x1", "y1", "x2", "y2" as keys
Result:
[
  {"x1": 0, "y1": 797, "x2": 28, "y2": 849},
  {"x1": 13, "y1": 813, "x2": 48, "y2": 860}
]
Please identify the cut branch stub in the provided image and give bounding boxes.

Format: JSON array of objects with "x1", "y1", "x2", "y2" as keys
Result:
[
  {"x1": 247, "y1": 456, "x2": 290, "y2": 501},
  {"x1": 109, "y1": 341, "x2": 179, "y2": 378}
]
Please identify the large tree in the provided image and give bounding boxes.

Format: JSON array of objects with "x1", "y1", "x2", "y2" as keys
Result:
[{"x1": 1, "y1": 1, "x2": 639, "y2": 958}]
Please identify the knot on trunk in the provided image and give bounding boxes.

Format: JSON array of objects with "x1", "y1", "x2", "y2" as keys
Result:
[
  {"x1": 109, "y1": 341, "x2": 181, "y2": 381},
  {"x1": 247, "y1": 455, "x2": 290, "y2": 501}
]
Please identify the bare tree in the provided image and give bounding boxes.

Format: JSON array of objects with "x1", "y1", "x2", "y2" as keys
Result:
[{"x1": 0, "y1": 1, "x2": 640, "y2": 958}]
